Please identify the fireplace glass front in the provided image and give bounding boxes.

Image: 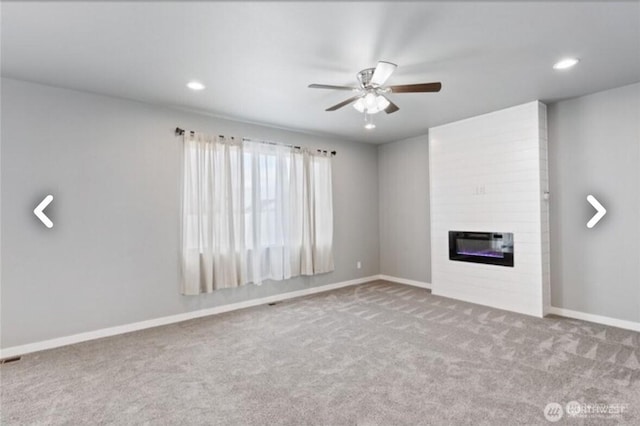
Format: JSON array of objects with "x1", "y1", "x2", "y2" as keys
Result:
[{"x1": 449, "y1": 231, "x2": 514, "y2": 267}]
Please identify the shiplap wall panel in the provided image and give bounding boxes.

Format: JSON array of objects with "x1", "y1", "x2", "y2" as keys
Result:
[
  {"x1": 429, "y1": 101, "x2": 550, "y2": 317},
  {"x1": 538, "y1": 102, "x2": 551, "y2": 315}
]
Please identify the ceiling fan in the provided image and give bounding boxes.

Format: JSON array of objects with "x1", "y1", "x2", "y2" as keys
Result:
[{"x1": 308, "y1": 61, "x2": 442, "y2": 128}]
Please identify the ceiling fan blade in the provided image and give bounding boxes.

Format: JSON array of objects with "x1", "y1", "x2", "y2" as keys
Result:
[
  {"x1": 325, "y1": 95, "x2": 361, "y2": 111},
  {"x1": 389, "y1": 82, "x2": 442, "y2": 93},
  {"x1": 384, "y1": 97, "x2": 400, "y2": 114},
  {"x1": 309, "y1": 84, "x2": 358, "y2": 91},
  {"x1": 371, "y1": 61, "x2": 397, "y2": 86}
]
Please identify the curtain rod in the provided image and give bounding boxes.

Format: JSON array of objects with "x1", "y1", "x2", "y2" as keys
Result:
[{"x1": 175, "y1": 127, "x2": 337, "y2": 156}]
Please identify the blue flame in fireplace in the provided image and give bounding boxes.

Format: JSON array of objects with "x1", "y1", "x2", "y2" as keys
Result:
[{"x1": 457, "y1": 249, "x2": 504, "y2": 258}]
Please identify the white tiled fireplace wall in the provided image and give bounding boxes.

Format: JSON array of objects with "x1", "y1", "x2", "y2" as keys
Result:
[{"x1": 429, "y1": 101, "x2": 550, "y2": 317}]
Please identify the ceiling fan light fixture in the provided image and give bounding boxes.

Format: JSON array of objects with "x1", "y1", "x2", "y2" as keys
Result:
[
  {"x1": 353, "y1": 94, "x2": 383, "y2": 114},
  {"x1": 363, "y1": 92, "x2": 384, "y2": 114},
  {"x1": 352, "y1": 93, "x2": 390, "y2": 115},
  {"x1": 364, "y1": 92, "x2": 377, "y2": 108}
]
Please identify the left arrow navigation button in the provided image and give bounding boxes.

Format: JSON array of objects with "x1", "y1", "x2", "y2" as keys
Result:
[{"x1": 34, "y1": 195, "x2": 54, "y2": 228}]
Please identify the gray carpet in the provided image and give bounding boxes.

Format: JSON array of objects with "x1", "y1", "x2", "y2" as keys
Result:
[{"x1": 1, "y1": 280, "x2": 639, "y2": 425}]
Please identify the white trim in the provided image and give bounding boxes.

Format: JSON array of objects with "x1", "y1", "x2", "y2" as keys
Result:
[
  {"x1": 378, "y1": 274, "x2": 431, "y2": 289},
  {"x1": 7, "y1": 277, "x2": 636, "y2": 359},
  {"x1": 547, "y1": 306, "x2": 640, "y2": 332},
  {"x1": 0, "y1": 275, "x2": 378, "y2": 359}
]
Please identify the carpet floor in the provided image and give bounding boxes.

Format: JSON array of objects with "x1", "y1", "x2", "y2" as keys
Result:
[{"x1": 1, "y1": 280, "x2": 639, "y2": 425}]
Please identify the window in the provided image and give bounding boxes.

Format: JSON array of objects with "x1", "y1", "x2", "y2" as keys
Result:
[{"x1": 180, "y1": 134, "x2": 334, "y2": 295}]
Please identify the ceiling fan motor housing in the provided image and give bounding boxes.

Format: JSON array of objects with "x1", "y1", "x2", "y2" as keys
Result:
[{"x1": 357, "y1": 68, "x2": 376, "y2": 88}]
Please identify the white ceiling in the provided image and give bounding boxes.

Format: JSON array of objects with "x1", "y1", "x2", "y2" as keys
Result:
[{"x1": 2, "y1": 1, "x2": 639, "y2": 144}]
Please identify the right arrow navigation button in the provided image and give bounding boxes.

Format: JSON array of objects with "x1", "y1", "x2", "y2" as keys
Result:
[{"x1": 586, "y1": 195, "x2": 606, "y2": 229}]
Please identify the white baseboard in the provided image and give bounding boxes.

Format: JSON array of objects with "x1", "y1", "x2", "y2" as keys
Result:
[
  {"x1": 378, "y1": 274, "x2": 431, "y2": 289},
  {"x1": 0, "y1": 275, "x2": 379, "y2": 359},
  {"x1": 18, "y1": 276, "x2": 634, "y2": 359},
  {"x1": 547, "y1": 306, "x2": 640, "y2": 332}
]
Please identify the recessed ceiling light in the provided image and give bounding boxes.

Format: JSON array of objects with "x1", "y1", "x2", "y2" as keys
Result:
[
  {"x1": 364, "y1": 123, "x2": 376, "y2": 130},
  {"x1": 553, "y1": 58, "x2": 580, "y2": 70},
  {"x1": 186, "y1": 81, "x2": 205, "y2": 91}
]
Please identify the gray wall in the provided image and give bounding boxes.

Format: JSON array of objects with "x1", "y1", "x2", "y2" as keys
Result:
[
  {"x1": 548, "y1": 82, "x2": 640, "y2": 322},
  {"x1": 1, "y1": 78, "x2": 380, "y2": 348},
  {"x1": 378, "y1": 135, "x2": 431, "y2": 283},
  {"x1": 3, "y1": 77, "x2": 638, "y2": 350}
]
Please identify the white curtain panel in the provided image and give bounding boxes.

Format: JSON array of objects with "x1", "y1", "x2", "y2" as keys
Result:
[
  {"x1": 180, "y1": 134, "x2": 334, "y2": 295},
  {"x1": 309, "y1": 153, "x2": 335, "y2": 274},
  {"x1": 180, "y1": 133, "x2": 245, "y2": 295},
  {"x1": 243, "y1": 141, "x2": 296, "y2": 284}
]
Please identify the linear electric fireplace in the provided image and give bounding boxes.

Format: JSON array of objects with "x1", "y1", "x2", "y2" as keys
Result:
[{"x1": 449, "y1": 231, "x2": 514, "y2": 267}]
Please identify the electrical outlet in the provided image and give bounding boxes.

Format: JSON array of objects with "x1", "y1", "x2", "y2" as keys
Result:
[{"x1": 356, "y1": 261, "x2": 362, "y2": 269}]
